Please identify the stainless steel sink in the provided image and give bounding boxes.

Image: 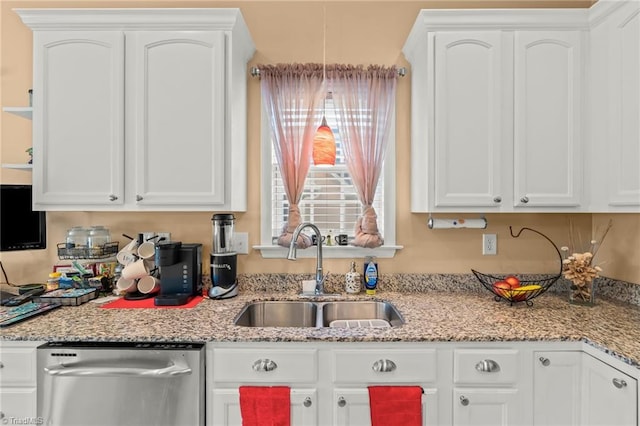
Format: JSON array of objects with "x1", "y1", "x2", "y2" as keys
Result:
[
  {"x1": 233, "y1": 301, "x2": 317, "y2": 327},
  {"x1": 234, "y1": 300, "x2": 404, "y2": 328},
  {"x1": 321, "y1": 301, "x2": 404, "y2": 328}
]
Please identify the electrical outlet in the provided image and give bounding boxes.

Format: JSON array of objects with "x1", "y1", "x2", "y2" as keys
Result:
[
  {"x1": 483, "y1": 234, "x2": 497, "y2": 255},
  {"x1": 233, "y1": 232, "x2": 249, "y2": 254}
]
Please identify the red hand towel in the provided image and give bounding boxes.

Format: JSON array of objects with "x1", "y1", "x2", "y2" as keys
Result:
[
  {"x1": 368, "y1": 386, "x2": 423, "y2": 426},
  {"x1": 239, "y1": 386, "x2": 291, "y2": 426}
]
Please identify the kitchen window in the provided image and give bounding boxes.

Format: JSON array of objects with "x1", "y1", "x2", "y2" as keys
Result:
[{"x1": 258, "y1": 91, "x2": 400, "y2": 259}]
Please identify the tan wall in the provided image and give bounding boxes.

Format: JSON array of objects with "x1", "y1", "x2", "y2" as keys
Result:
[{"x1": 2, "y1": 0, "x2": 637, "y2": 287}]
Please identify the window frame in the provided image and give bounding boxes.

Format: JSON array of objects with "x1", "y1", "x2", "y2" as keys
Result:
[{"x1": 256, "y1": 97, "x2": 401, "y2": 259}]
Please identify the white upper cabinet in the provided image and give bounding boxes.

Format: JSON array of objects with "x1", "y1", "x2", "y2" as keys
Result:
[
  {"x1": 127, "y1": 31, "x2": 226, "y2": 207},
  {"x1": 404, "y1": 9, "x2": 588, "y2": 213},
  {"x1": 31, "y1": 31, "x2": 125, "y2": 207},
  {"x1": 513, "y1": 31, "x2": 584, "y2": 208},
  {"x1": 589, "y1": 0, "x2": 640, "y2": 211},
  {"x1": 16, "y1": 9, "x2": 255, "y2": 211},
  {"x1": 432, "y1": 32, "x2": 506, "y2": 209}
]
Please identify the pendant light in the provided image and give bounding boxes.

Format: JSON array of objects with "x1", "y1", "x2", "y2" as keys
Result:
[{"x1": 312, "y1": 4, "x2": 336, "y2": 166}]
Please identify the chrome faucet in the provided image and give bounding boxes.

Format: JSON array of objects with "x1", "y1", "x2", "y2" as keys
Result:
[{"x1": 287, "y1": 222, "x2": 336, "y2": 296}]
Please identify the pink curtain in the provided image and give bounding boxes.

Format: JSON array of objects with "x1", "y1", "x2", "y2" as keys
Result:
[
  {"x1": 259, "y1": 64, "x2": 326, "y2": 248},
  {"x1": 329, "y1": 65, "x2": 398, "y2": 248}
]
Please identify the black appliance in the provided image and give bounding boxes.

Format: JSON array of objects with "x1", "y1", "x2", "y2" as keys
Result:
[
  {"x1": 0, "y1": 184, "x2": 46, "y2": 251},
  {"x1": 209, "y1": 213, "x2": 238, "y2": 299},
  {"x1": 154, "y1": 243, "x2": 202, "y2": 306}
]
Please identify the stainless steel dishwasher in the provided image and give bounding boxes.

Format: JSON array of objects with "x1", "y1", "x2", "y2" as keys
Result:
[{"x1": 37, "y1": 342, "x2": 205, "y2": 426}]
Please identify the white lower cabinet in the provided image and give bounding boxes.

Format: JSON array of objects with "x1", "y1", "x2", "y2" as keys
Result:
[
  {"x1": 211, "y1": 388, "x2": 318, "y2": 426},
  {"x1": 0, "y1": 341, "x2": 44, "y2": 423},
  {"x1": 331, "y1": 348, "x2": 441, "y2": 426},
  {"x1": 452, "y1": 388, "x2": 520, "y2": 426},
  {"x1": 452, "y1": 348, "x2": 523, "y2": 426},
  {"x1": 533, "y1": 351, "x2": 582, "y2": 425},
  {"x1": 207, "y1": 345, "x2": 320, "y2": 426},
  {"x1": 206, "y1": 342, "x2": 639, "y2": 426},
  {"x1": 582, "y1": 352, "x2": 637, "y2": 426}
]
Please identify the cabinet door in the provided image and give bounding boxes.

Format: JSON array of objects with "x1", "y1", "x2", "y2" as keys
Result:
[
  {"x1": 607, "y1": 2, "x2": 640, "y2": 207},
  {"x1": 433, "y1": 32, "x2": 507, "y2": 209},
  {"x1": 453, "y1": 388, "x2": 520, "y2": 426},
  {"x1": 533, "y1": 351, "x2": 582, "y2": 426},
  {"x1": 513, "y1": 31, "x2": 583, "y2": 208},
  {"x1": 333, "y1": 387, "x2": 437, "y2": 426},
  {"x1": 210, "y1": 388, "x2": 317, "y2": 426},
  {"x1": 0, "y1": 388, "x2": 37, "y2": 421},
  {"x1": 127, "y1": 31, "x2": 226, "y2": 207},
  {"x1": 582, "y1": 354, "x2": 637, "y2": 426},
  {"x1": 32, "y1": 31, "x2": 125, "y2": 209}
]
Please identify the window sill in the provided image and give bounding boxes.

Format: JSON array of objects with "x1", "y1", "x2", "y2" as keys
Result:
[{"x1": 254, "y1": 244, "x2": 403, "y2": 259}]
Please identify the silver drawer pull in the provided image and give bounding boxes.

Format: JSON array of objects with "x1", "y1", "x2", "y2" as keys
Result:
[
  {"x1": 539, "y1": 357, "x2": 550, "y2": 366},
  {"x1": 460, "y1": 396, "x2": 469, "y2": 406},
  {"x1": 303, "y1": 397, "x2": 312, "y2": 407},
  {"x1": 475, "y1": 359, "x2": 500, "y2": 373},
  {"x1": 109, "y1": 194, "x2": 118, "y2": 201},
  {"x1": 612, "y1": 378, "x2": 627, "y2": 389},
  {"x1": 252, "y1": 359, "x2": 277, "y2": 372},
  {"x1": 337, "y1": 397, "x2": 346, "y2": 407},
  {"x1": 372, "y1": 359, "x2": 397, "y2": 373}
]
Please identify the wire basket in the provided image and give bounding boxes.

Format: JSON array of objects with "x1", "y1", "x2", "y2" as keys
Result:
[
  {"x1": 57, "y1": 241, "x2": 119, "y2": 260},
  {"x1": 472, "y1": 227, "x2": 562, "y2": 306}
]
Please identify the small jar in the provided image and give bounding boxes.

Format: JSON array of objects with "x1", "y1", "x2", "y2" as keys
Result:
[
  {"x1": 88, "y1": 226, "x2": 111, "y2": 248},
  {"x1": 47, "y1": 272, "x2": 61, "y2": 291},
  {"x1": 66, "y1": 227, "x2": 89, "y2": 248}
]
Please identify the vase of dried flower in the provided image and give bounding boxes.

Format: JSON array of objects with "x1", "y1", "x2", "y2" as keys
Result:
[{"x1": 569, "y1": 279, "x2": 595, "y2": 306}]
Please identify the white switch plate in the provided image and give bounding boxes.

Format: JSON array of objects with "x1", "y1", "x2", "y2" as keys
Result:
[
  {"x1": 233, "y1": 232, "x2": 249, "y2": 254},
  {"x1": 483, "y1": 234, "x2": 497, "y2": 255}
]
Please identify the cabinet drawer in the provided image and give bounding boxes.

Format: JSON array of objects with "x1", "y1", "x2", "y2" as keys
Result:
[
  {"x1": 454, "y1": 349, "x2": 519, "y2": 385},
  {"x1": 211, "y1": 348, "x2": 317, "y2": 383},
  {"x1": 333, "y1": 349, "x2": 437, "y2": 383},
  {"x1": 0, "y1": 346, "x2": 38, "y2": 386}
]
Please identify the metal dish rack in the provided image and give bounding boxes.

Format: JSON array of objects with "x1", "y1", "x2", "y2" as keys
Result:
[
  {"x1": 56, "y1": 242, "x2": 119, "y2": 260},
  {"x1": 472, "y1": 226, "x2": 562, "y2": 306}
]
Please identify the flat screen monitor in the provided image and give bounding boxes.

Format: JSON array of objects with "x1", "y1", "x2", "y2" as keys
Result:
[{"x1": 0, "y1": 184, "x2": 46, "y2": 251}]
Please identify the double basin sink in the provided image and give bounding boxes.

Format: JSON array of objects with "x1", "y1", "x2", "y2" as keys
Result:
[{"x1": 234, "y1": 300, "x2": 404, "y2": 328}]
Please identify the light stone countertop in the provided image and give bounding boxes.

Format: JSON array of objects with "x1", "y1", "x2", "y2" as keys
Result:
[{"x1": 2, "y1": 290, "x2": 639, "y2": 369}]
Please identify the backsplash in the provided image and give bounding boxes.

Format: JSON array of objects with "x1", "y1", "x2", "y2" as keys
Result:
[{"x1": 225, "y1": 273, "x2": 640, "y2": 307}]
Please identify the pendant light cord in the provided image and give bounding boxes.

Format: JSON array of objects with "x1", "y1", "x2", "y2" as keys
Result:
[{"x1": 322, "y1": 3, "x2": 327, "y2": 122}]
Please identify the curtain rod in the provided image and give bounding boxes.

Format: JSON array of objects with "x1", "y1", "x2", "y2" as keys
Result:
[{"x1": 250, "y1": 66, "x2": 406, "y2": 78}]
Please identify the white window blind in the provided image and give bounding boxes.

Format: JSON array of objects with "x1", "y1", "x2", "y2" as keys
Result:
[{"x1": 270, "y1": 97, "x2": 384, "y2": 243}]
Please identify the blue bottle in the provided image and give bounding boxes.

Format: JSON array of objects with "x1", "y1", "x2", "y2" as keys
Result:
[{"x1": 364, "y1": 256, "x2": 378, "y2": 295}]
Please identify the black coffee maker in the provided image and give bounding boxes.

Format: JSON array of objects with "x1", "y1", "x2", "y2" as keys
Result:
[
  {"x1": 154, "y1": 242, "x2": 202, "y2": 306},
  {"x1": 208, "y1": 213, "x2": 238, "y2": 299}
]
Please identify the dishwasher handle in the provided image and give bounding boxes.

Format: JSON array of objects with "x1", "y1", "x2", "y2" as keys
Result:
[{"x1": 44, "y1": 362, "x2": 192, "y2": 378}]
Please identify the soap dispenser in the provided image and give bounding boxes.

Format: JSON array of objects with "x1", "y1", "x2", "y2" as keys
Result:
[{"x1": 345, "y1": 261, "x2": 361, "y2": 294}]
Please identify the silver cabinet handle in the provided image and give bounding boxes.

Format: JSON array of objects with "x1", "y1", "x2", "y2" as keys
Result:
[
  {"x1": 337, "y1": 397, "x2": 346, "y2": 407},
  {"x1": 0, "y1": 361, "x2": 3, "y2": 368},
  {"x1": 520, "y1": 196, "x2": 529, "y2": 203},
  {"x1": 493, "y1": 196, "x2": 502, "y2": 203},
  {"x1": 475, "y1": 359, "x2": 500, "y2": 373},
  {"x1": 136, "y1": 195, "x2": 143, "y2": 201},
  {"x1": 109, "y1": 194, "x2": 118, "y2": 201},
  {"x1": 612, "y1": 378, "x2": 628, "y2": 389},
  {"x1": 372, "y1": 359, "x2": 397, "y2": 373},
  {"x1": 44, "y1": 362, "x2": 191, "y2": 377},
  {"x1": 252, "y1": 359, "x2": 277, "y2": 372},
  {"x1": 460, "y1": 396, "x2": 469, "y2": 406},
  {"x1": 0, "y1": 411, "x2": 4, "y2": 419},
  {"x1": 303, "y1": 397, "x2": 312, "y2": 407},
  {"x1": 539, "y1": 357, "x2": 550, "y2": 366}
]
